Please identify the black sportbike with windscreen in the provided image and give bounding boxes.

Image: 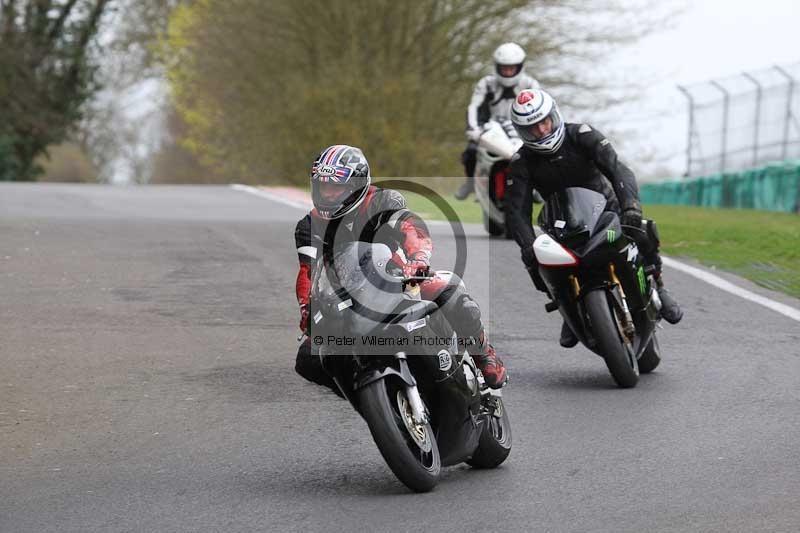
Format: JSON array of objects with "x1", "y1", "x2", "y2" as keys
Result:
[
  {"x1": 533, "y1": 187, "x2": 664, "y2": 387},
  {"x1": 304, "y1": 241, "x2": 511, "y2": 492}
]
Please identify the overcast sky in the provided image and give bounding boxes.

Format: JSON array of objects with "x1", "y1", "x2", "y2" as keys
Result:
[
  {"x1": 646, "y1": 0, "x2": 799, "y2": 82},
  {"x1": 605, "y1": 0, "x2": 800, "y2": 179}
]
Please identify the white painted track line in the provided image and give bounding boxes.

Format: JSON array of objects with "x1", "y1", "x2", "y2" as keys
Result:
[
  {"x1": 231, "y1": 184, "x2": 312, "y2": 210},
  {"x1": 661, "y1": 256, "x2": 800, "y2": 322},
  {"x1": 231, "y1": 183, "x2": 800, "y2": 322}
]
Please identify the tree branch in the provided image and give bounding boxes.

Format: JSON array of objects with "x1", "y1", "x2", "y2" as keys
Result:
[{"x1": 47, "y1": 0, "x2": 80, "y2": 43}]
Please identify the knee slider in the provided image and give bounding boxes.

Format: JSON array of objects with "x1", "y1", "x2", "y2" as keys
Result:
[{"x1": 295, "y1": 341, "x2": 325, "y2": 384}]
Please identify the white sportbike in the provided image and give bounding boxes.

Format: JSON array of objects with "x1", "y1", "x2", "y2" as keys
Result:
[{"x1": 473, "y1": 120, "x2": 535, "y2": 238}]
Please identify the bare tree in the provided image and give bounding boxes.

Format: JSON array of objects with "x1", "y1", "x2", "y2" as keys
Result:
[{"x1": 77, "y1": 0, "x2": 184, "y2": 183}]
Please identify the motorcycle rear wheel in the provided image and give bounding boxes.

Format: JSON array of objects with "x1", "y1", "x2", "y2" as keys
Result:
[
  {"x1": 467, "y1": 397, "x2": 512, "y2": 469},
  {"x1": 359, "y1": 378, "x2": 441, "y2": 493},
  {"x1": 584, "y1": 289, "x2": 639, "y2": 388},
  {"x1": 638, "y1": 333, "x2": 661, "y2": 374}
]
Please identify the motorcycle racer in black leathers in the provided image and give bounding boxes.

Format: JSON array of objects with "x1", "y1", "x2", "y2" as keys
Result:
[
  {"x1": 294, "y1": 144, "x2": 508, "y2": 390},
  {"x1": 505, "y1": 89, "x2": 683, "y2": 347}
]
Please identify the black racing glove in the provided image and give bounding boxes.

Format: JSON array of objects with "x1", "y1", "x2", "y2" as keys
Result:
[{"x1": 402, "y1": 251, "x2": 431, "y2": 278}]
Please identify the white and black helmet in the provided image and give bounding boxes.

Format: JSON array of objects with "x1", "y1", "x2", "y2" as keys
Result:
[
  {"x1": 493, "y1": 42, "x2": 526, "y2": 88},
  {"x1": 510, "y1": 89, "x2": 565, "y2": 154},
  {"x1": 310, "y1": 145, "x2": 371, "y2": 219}
]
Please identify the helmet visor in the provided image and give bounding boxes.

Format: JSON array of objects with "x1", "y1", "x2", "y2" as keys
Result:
[
  {"x1": 515, "y1": 109, "x2": 562, "y2": 145},
  {"x1": 317, "y1": 181, "x2": 350, "y2": 203},
  {"x1": 496, "y1": 63, "x2": 522, "y2": 78},
  {"x1": 312, "y1": 177, "x2": 354, "y2": 212}
]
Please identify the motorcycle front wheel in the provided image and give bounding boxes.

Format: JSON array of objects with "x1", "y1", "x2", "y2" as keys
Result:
[
  {"x1": 482, "y1": 211, "x2": 506, "y2": 237},
  {"x1": 359, "y1": 378, "x2": 441, "y2": 492},
  {"x1": 584, "y1": 289, "x2": 639, "y2": 388}
]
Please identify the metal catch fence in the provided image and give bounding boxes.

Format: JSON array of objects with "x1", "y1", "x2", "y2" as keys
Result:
[{"x1": 678, "y1": 63, "x2": 800, "y2": 177}]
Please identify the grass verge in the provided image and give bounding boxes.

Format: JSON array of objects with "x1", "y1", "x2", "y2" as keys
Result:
[
  {"x1": 644, "y1": 205, "x2": 800, "y2": 299},
  {"x1": 404, "y1": 193, "x2": 800, "y2": 299}
]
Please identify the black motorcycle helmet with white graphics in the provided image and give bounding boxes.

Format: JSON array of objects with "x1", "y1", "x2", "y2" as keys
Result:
[
  {"x1": 510, "y1": 88, "x2": 565, "y2": 154},
  {"x1": 310, "y1": 145, "x2": 371, "y2": 219},
  {"x1": 493, "y1": 42, "x2": 526, "y2": 88}
]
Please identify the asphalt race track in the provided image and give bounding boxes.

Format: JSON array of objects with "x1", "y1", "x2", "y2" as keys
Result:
[{"x1": 2, "y1": 184, "x2": 799, "y2": 532}]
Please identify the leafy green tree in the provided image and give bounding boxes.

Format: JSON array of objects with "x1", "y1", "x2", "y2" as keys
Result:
[
  {"x1": 0, "y1": 0, "x2": 111, "y2": 181},
  {"x1": 161, "y1": 0, "x2": 672, "y2": 184}
]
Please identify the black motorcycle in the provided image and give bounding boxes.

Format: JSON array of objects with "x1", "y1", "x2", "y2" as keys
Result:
[
  {"x1": 306, "y1": 241, "x2": 511, "y2": 492},
  {"x1": 533, "y1": 187, "x2": 663, "y2": 388}
]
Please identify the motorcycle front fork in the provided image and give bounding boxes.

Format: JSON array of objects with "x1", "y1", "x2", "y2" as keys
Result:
[
  {"x1": 395, "y1": 352, "x2": 429, "y2": 425},
  {"x1": 608, "y1": 263, "x2": 636, "y2": 340}
]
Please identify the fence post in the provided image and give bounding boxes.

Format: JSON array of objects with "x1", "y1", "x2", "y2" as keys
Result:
[
  {"x1": 742, "y1": 72, "x2": 762, "y2": 168},
  {"x1": 710, "y1": 81, "x2": 730, "y2": 173},
  {"x1": 677, "y1": 85, "x2": 694, "y2": 177},
  {"x1": 773, "y1": 65, "x2": 795, "y2": 161}
]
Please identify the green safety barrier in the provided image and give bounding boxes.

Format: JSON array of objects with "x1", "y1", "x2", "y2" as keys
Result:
[{"x1": 641, "y1": 161, "x2": 800, "y2": 213}]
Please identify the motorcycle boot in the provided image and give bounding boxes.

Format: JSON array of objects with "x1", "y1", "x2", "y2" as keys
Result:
[
  {"x1": 559, "y1": 321, "x2": 579, "y2": 348},
  {"x1": 473, "y1": 331, "x2": 508, "y2": 389},
  {"x1": 632, "y1": 220, "x2": 682, "y2": 324},
  {"x1": 455, "y1": 176, "x2": 474, "y2": 200},
  {"x1": 656, "y1": 277, "x2": 683, "y2": 324}
]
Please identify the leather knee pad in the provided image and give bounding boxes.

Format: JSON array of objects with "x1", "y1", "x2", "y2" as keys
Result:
[
  {"x1": 432, "y1": 275, "x2": 482, "y2": 339},
  {"x1": 450, "y1": 292, "x2": 483, "y2": 339},
  {"x1": 460, "y1": 294, "x2": 482, "y2": 323}
]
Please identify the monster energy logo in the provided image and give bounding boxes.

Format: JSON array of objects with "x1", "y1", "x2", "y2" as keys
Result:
[
  {"x1": 606, "y1": 229, "x2": 616, "y2": 243},
  {"x1": 637, "y1": 266, "x2": 646, "y2": 295}
]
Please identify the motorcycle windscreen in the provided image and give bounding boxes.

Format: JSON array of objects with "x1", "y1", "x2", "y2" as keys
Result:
[
  {"x1": 329, "y1": 242, "x2": 409, "y2": 334},
  {"x1": 540, "y1": 187, "x2": 607, "y2": 244}
]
